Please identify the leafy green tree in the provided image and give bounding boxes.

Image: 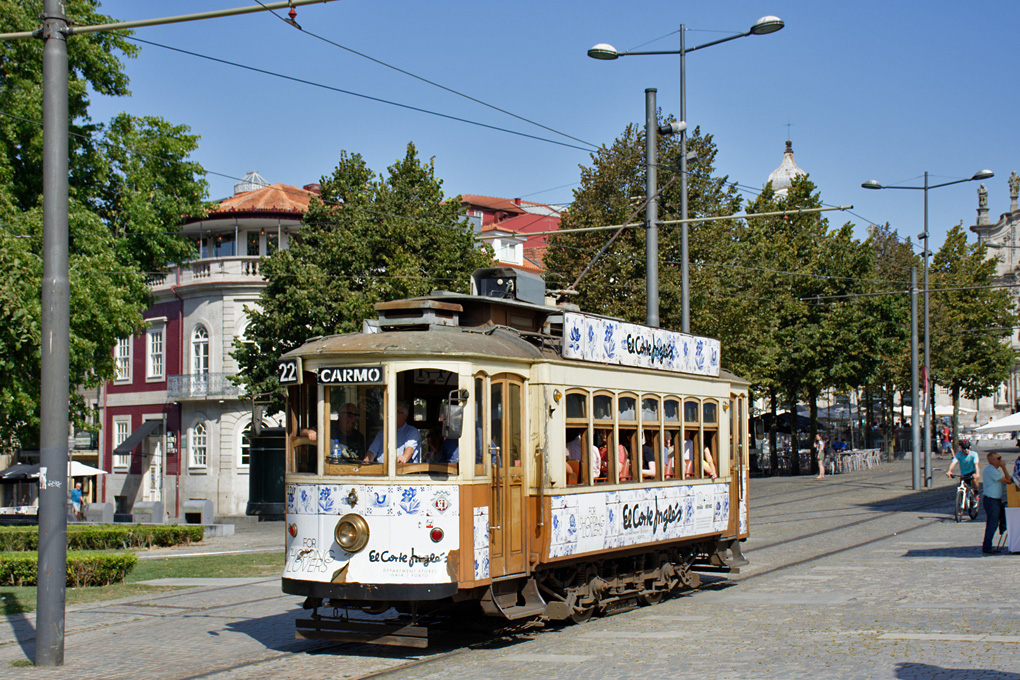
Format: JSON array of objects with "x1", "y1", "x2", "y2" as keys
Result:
[
  {"x1": 930, "y1": 225, "x2": 1017, "y2": 442},
  {"x1": 0, "y1": 1, "x2": 210, "y2": 445},
  {"x1": 234, "y1": 143, "x2": 493, "y2": 409}
]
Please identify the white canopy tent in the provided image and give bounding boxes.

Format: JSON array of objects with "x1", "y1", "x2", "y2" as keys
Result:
[
  {"x1": 69, "y1": 461, "x2": 106, "y2": 476},
  {"x1": 975, "y1": 412, "x2": 1020, "y2": 433},
  {"x1": 934, "y1": 404, "x2": 977, "y2": 417}
]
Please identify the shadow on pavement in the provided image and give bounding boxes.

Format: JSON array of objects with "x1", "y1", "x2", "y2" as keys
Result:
[
  {"x1": 900, "y1": 546, "x2": 999, "y2": 559},
  {"x1": 898, "y1": 662, "x2": 1020, "y2": 679}
]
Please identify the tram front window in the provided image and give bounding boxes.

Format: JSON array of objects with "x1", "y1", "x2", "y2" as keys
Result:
[{"x1": 325, "y1": 385, "x2": 383, "y2": 472}]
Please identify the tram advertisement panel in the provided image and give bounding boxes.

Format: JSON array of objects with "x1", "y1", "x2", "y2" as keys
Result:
[
  {"x1": 284, "y1": 483, "x2": 460, "y2": 584},
  {"x1": 561, "y1": 312, "x2": 721, "y2": 377},
  {"x1": 547, "y1": 483, "x2": 731, "y2": 559}
]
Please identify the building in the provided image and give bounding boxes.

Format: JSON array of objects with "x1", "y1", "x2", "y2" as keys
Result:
[
  {"x1": 969, "y1": 170, "x2": 1020, "y2": 419},
  {"x1": 100, "y1": 173, "x2": 316, "y2": 519},
  {"x1": 766, "y1": 140, "x2": 807, "y2": 197},
  {"x1": 461, "y1": 195, "x2": 563, "y2": 271}
]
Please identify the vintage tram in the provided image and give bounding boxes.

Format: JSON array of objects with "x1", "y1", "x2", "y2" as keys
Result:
[{"x1": 280, "y1": 268, "x2": 749, "y2": 646}]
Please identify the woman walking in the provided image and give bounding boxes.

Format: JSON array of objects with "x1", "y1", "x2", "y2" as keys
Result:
[{"x1": 815, "y1": 434, "x2": 826, "y2": 479}]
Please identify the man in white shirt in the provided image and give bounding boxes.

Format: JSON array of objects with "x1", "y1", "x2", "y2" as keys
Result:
[{"x1": 366, "y1": 401, "x2": 421, "y2": 464}]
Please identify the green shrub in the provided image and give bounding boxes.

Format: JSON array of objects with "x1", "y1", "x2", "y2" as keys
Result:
[
  {"x1": 0, "y1": 524, "x2": 204, "y2": 552},
  {"x1": 0, "y1": 551, "x2": 137, "y2": 587}
]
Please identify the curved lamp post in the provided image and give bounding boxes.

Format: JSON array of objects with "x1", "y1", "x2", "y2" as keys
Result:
[
  {"x1": 588, "y1": 16, "x2": 784, "y2": 332},
  {"x1": 862, "y1": 169, "x2": 994, "y2": 488}
]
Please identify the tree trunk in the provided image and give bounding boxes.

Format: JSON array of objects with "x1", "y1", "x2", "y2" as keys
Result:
[
  {"x1": 769, "y1": 387, "x2": 778, "y2": 476},
  {"x1": 952, "y1": 383, "x2": 960, "y2": 453},
  {"x1": 884, "y1": 382, "x2": 895, "y2": 463},
  {"x1": 808, "y1": 387, "x2": 818, "y2": 476},
  {"x1": 864, "y1": 385, "x2": 872, "y2": 448},
  {"x1": 789, "y1": 387, "x2": 800, "y2": 476}
]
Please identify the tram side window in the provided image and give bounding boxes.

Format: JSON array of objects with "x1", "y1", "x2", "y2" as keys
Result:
[
  {"x1": 641, "y1": 396, "x2": 661, "y2": 480},
  {"x1": 618, "y1": 395, "x2": 638, "y2": 483},
  {"x1": 703, "y1": 401, "x2": 719, "y2": 479},
  {"x1": 324, "y1": 385, "x2": 383, "y2": 474},
  {"x1": 565, "y1": 391, "x2": 596, "y2": 486},
  {"x1": 664, "y1": 398, "x2": 681, "y2": 479},
  {"x1": 475, "y1": 376, "x2": 486, "y2": 476},
  {"x1": 290, "y1": 377, "x2": 318, "y2": 474}
]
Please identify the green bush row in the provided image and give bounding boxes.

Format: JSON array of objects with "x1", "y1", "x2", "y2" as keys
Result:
[
  {"x1": 0, "y1": 524, "x2": 204, "y2": 552},
  {"x1": 0, "y1": 551, "x2": 137, "y2": 587}
]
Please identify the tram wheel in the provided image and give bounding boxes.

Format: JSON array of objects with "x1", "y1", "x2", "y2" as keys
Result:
[
  {"x1": 639, "y1": 589, "x2": 664, "y2": 606},
  {"x1": 570, "y1": 606, "x2": 594, "y2": 624}
]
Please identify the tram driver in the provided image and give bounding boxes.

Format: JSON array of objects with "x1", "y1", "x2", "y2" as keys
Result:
[{"x1": 365, "y1": 401, "x2": 422, "y2": 464}]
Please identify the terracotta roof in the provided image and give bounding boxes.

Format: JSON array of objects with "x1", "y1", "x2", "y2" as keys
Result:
[
  {"x1": 210, "y1": 183, "x2": 315, "y2": 215},
  {"x1": 460, "y1": 194, "x2": 527, "y2": 214}
]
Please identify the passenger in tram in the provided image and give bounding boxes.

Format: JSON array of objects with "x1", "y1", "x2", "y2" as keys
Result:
[
  {"x1": 702, "y1": 446, "x2": 718, "y2": 479},
  {"x1": 683, "y1": 436, "x2": 694, "y2": 478},
  {"x1": 566, "y1": 429, "x2": 598, "y2": 483},
  {"x1": 331, "y1": 403, "x2": 365, "y2": 461},
  {"x1": 596, "y1": 429, "x2": 629, "y2": 480},
  {"x1": 641, "y1": 431, "x2": 657, "y2": 478},
  {"x1": 365, "y1": 401, "x2": 421, "y2": 464}
]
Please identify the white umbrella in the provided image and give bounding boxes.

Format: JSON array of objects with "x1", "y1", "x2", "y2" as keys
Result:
[
  {"x1": 68, "y1": 461, "x2": 107, "y2": 476},
  {"x1": 974, "y1": 412, "x2": 1020, "y2": 433},
  {"x1": 934, "y1": 404, "x2": 976, "y2": 417}
]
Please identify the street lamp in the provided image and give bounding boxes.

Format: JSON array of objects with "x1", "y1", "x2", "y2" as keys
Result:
[
  {"x1": 862, "y1": 169, "x2": 994, "y2": 488},
  {"x1": 588, "y1": 16, "x2": 784, "y2": 333}
]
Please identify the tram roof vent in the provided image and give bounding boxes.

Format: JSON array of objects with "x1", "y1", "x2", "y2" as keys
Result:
[
  {"x1": 373, "y1": 299, "x2": 463, "y2": 329},
  {"x1": 471, "y1": 267, "x2": 545, "y2": 306}
]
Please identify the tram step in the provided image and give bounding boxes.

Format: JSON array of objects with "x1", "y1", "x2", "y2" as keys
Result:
[
  {"x1": 480, "y1": 577, "x2": 547, "y2": 620},
  {"x1": 295, "y1": 618, "x2": 428, "y2": 648}
]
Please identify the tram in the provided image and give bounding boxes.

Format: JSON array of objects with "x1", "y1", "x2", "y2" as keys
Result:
[{"x1": 280, "y1": 268, "x2": 749, "y2": 646}]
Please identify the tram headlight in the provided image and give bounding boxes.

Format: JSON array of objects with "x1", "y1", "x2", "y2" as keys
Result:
[{"x1": 334, "y1": 513, "x2": 370, "y2": 553}]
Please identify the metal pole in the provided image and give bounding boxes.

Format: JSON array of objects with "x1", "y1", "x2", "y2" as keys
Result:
[
  {"x1": 36, "y1": 0, "x2": 70, "y2": 666},
  {"x1": 910, "y1": 266, "x2": 920, "y2": 490},
  {"x1": 678, "y1": 25, "x2": 689, "y2": 334},
  {"x1": 923, "y1": 172, "x2": 932, "y2": 488},
  {"x1": 645, "y1": 88, "x2": 659, "y2": 327}
]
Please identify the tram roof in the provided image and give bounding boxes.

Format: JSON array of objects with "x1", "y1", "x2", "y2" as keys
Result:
[{"x1": 283, "y1": 325, "x2": 554, "y2": 363}]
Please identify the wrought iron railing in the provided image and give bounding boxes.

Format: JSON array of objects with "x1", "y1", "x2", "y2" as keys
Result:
[{"x1": 167, "y1": 373, "x2": 241, "y2": 400}]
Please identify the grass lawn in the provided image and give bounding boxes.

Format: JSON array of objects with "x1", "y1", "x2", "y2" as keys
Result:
[{"x1": 1, "y1": 551, "x2": 283, "y2": 616}]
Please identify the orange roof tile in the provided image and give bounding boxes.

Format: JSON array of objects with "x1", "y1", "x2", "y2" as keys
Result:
[{"x1": 210, "y1": 183, "x2": 315, "y2": 215}]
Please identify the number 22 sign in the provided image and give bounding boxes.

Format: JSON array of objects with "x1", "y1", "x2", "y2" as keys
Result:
[{"x1": 278, "y1": 358, "x2": 303, "y2": 385}]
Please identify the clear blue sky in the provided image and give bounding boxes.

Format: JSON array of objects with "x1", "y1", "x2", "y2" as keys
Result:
[{"x1": 89, "y1": 1, "x2": 1017, "y2": 253}]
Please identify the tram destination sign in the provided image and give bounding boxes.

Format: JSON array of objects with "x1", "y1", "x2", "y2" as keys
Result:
[
  {"x1": 562, "y1": 312, "x2": 720, "y2": 377},
  {"x1": 316, "y1": 366, "x2": 384, "y2": 385}
]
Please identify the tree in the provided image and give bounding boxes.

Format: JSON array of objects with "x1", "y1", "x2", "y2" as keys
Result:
[
  {"x1": 234, "y1": 143, "x2": 493, "y2": 409},
  {"x1": 0, "y1": 1, "x2": 211, "y2": 446},
  {"x1": 930, "y1": 225, "x2": 1018, "y2": 442},
  {"x1": 545, "y1": 120, "x2": 743, "y2": 333}
]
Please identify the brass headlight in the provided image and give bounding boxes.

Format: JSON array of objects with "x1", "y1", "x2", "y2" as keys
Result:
[{"x1": 334, "y1": 513, "x2": 370, "y2": 553}]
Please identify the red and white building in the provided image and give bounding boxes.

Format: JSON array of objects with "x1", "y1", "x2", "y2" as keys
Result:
[
  {"x1": 461, "y1": 195, "x2": 563, "y2": 272},
  {"x1": 100, "y1": 173, "x2": 316, "y2": 519}
]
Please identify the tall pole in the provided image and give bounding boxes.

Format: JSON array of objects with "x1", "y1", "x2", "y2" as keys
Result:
[
  {"x1": 645, "y1": 88, "x2": 659, "y2": 327},
  {"x1": 910, "y1": 266, "x2": 920, "y2": 490},
  {"x1": 922, "y1": 172, "x2": 932, "y2": 488},
  {"x1": 37, "y1": 0, "x2": 70, "y2": 666},
  {"x1": 678, "y1": 25, "x2": 690, "y2": 333}
]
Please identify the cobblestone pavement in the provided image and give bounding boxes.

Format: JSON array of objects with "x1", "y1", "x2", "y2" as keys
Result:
[{"x1": 3, "y1": 447, "x2": 1020, "y2": 679}]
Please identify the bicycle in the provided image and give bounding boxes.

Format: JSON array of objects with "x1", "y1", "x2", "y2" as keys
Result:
[{"x1": 951, "y1": 473, "x2": 979, "y2": 522}]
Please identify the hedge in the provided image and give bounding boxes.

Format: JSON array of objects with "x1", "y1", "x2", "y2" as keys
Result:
[
  {"x1": 0, "y1": 524, "x2": 204, "y2": 552},
  {"x1": 0, "y1": 551, "x2": 137, "y2": 587}
]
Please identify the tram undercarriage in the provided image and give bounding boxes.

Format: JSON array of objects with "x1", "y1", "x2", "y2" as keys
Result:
[{"x1": 294, "y1": 538, "x2": 746, "y2": 647}]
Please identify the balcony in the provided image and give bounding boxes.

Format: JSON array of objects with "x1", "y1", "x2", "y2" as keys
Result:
[
  {"x1": 167, "y1": 373, "x2": 242, "y2": 400},
  {"x1": 148, "y1": 257, "x2": 264, "y2": 291}
]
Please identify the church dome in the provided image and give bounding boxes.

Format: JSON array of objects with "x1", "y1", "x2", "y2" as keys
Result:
[{"x1": 767, "y1": 140, "x2": 806, "y2": 197}]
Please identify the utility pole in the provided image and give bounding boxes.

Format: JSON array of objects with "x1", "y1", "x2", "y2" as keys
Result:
[{"x1": 0, "y1": 1, "x2": 336, "y2": 666}]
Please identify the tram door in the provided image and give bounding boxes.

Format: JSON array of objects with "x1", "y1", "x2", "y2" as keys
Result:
[{"x1": 488, "y1": 376, "x2": 527, "y2": 576}]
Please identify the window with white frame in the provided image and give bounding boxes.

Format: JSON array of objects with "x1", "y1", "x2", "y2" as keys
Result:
[
  {"x1": 113, "y1": 418, "x2": 130, "y2": 468},
  {"x1": 146, "y1": 324, "x2": 165, "y2": 380},
  {"x1": 190, "y1": 422, "x2": 208, "y2": 468},
  {"x1": 239, "y1": 423, "x2": 253, "y2": 469},
  {"x1": 192, "y1": 325, "x2": 209, "y2": 376},
  {"x1": 114, "y1": 338, "x2": 131, "y2": 383}
]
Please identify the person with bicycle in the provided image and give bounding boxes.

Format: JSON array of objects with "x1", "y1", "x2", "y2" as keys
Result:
[{"x1": 946, "y1": 441, "x2": 980, "y2": 498}]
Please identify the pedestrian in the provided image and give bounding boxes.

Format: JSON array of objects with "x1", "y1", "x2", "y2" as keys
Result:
[
  {"x1": 70, "y1": 481, "x2": 83, "y2": 521},
  {"x1": 981, "y1": 452, "x2": 1012, "y2": 554},
  {"x1": 815, "y1": 433, "x2": 826, "y2": 479}
]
